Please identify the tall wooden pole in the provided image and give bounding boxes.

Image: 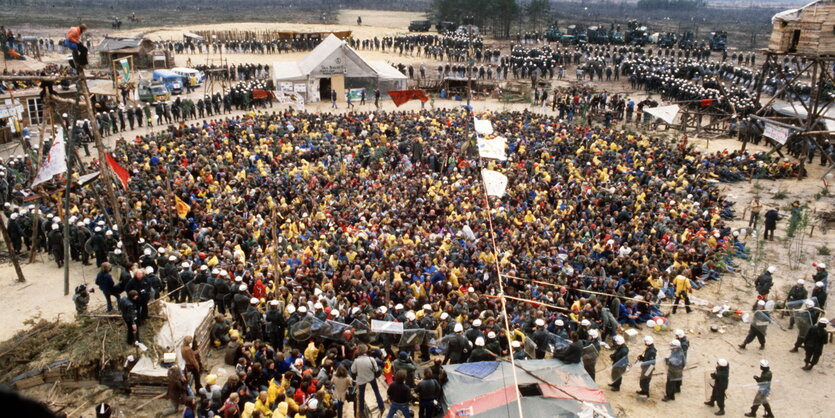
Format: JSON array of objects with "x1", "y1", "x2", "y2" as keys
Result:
[
  {"x1": 62, "y1": 114, "x2": 73, "y2": 296},
  {"x1": 76, "y1": 67, "x2": 124, "y2": 228},
  {"x1": 0, "y1": 214, "x2": 26, "y2": 283}
]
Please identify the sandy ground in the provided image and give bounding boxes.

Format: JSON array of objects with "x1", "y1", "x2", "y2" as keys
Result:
[{"x1": 2, "y1": 9, "x2": 834, "y2": 418}]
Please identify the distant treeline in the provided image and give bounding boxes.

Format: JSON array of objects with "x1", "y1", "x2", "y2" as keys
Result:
[{"x1": 637, "y1": 0, "x2": 707, "y2": 10}]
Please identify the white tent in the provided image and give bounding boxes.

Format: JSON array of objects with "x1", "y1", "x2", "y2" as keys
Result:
[{"x1": 273, "y1": 34, "x2": 407, "y2": 103}]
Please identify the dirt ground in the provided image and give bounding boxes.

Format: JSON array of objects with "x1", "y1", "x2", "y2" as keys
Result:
[{"x1": 2, "y1": 8, "x2": 834, "y2": 418}]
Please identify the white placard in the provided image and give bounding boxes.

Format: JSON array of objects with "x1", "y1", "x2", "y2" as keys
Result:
[
  {"x1": 763, "y1": 122, "x2": 790, "y2": 145},
  {"x1": 371, "y1": 319, "x2": 404, "y2": 334}
]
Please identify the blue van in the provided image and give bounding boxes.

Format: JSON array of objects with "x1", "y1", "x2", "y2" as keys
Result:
[{"x1": 152, "y1": 69, "x2": 184, "y2": 95}]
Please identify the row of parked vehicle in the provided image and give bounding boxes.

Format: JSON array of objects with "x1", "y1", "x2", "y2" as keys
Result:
[{"x1": 137, "y1": 67, "x2": 206, "y2": 103}]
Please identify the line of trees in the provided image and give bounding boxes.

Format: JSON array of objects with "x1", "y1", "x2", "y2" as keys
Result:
[
  {"x1": 432, "y1": 0, "x2": 554, "y2": 38},
  {"x1": 637, "y1": 0, "x2": 706, "y2": 10}
]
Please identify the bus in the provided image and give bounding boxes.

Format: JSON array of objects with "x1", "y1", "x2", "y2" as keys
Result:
[
  {"x1": 152, "y1": 69, "x2": 184, "y2": 95},
  {"x1": 171, "y1": 67, "x2": 205, "y2": 87}
]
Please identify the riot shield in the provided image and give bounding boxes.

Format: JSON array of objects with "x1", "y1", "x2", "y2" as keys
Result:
[
  {"x1": 196, "y1": 283, "x2": 215, "y2": 301},
  {"x1": 610, "y1": 355, "x2": 630, "y2": 383},
  {"x1": 752, "y1": 310, "x2": 772, "y2": 334},
  {"x1": 398, "y1": 328, "x2": 426, "y2": 348},
  {"x1": 582, "y1": 343, "x2": 600, "y2": 367},
  {"x1": 666, "y1": 349, "x2": 686, "y2": 382},
  {"x1": 743, "y1": 379, "x2": 781, "y2": 406},
  {"x1": 524, "y1": 336, "x2": 537, "y2": 359},
  {"x1": 547, "y1": 331, "x2": 572, "y2": 353},
  {"x1": 290, "y1": 316, "x2": 314, "y2": 341},
  {"x1": 634, "y1": 358, "x2": 657, "y2": 380},
  {"x1": 321, "y1": 320, "x2": 353, "y2": 343},
  {"x1": 704, "y1": 371, "x2": 714, "y2": 402},
  {"x1": 435, "y1": 334, "x2": 455, "y2": 354}
]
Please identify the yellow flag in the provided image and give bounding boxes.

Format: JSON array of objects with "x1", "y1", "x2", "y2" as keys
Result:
[{"x1": 175, "y1": 195, "x2": 191, "y2": 219}]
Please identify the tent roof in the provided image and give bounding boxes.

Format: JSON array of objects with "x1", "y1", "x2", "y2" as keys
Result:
[
  {"x1": 772, "y1": 1, "x2": 831, "y2": 24},
  {"x1": 442, "y1": 360, "x2": 613, "y2": 418},
  {"x1": 96, "y1": 36, "x2": 148, "y2": 52},
  {"x1": 274, "y1": 34, "x2": 405, "y2": 82},
  {"x1": 771, "y1": 101, "x2": 835, "y2": 132}
]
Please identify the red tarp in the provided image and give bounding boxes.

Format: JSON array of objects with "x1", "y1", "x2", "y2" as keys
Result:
[
  {"x1": 387, "y1": 89, "x2": 429, "y2": 107},
  {"x1": 252, "y1": 89, "x2": 273, "y2": 100},
  {"x1": 700, "y1": 98, "x2": 714, "y2": 107}
]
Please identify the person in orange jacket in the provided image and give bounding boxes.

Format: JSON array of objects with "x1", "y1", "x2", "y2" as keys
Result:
[{"x1": 64, "y1": 24, "x2": 88, "y2": 66}]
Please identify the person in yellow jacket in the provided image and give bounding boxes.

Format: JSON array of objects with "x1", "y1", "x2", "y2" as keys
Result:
[
  {"x1": 272, "y1": 401, "x2": 289, "y2": 418},
  {"x1": 671, "y1": 273, "x2": 693, "y2": 314},
  {"x1": 253, "y1": 390, "x2": 272, "y2": 416}
]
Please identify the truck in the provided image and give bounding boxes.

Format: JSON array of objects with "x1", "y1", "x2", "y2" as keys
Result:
[
  {"x1": 709, "y1": 31, "x2": 728, "y2": 51},
  {"x1": 437, "y1": 21, "x2": 457, "y2": 33},
  {"x1": 152, "y1": 69, "x2": 184, "y2": 95},
  {"x1": 408, "y1": 20, "x2": 432, "y2": 32},
  {"x1": 137, "y1": 80, "x2": 170, "y2": 103}
]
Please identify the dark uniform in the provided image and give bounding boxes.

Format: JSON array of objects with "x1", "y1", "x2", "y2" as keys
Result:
[{"x1": 637, "y1": 343, "x2": 657, "y2": 396}]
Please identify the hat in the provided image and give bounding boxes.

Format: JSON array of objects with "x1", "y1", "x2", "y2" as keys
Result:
[
  {"x1": 670, "y1": 339, "x2": 681, "y2": 347},
  {"x1": 144, "y1": 266, "x2": 154, "y2": 274},
  {"x1": 643, "y1": 336, "x2": 654, "y2": 345},
  {"x1": 159, "y1": 248, "x2": 166, "y2": 254},
  {"x1": 169, "y1": 255, "x2": 177, "y2": 261},
  {"x1": 473, "y1": 319, "x2": 482, "y2": 327},
  {"x1": 588, "y1": 329, "x2": 599, "y2": 338},
  {"x1": 759, "y1": 359, "x2": 769, "y2": 368},
  {"x1": 805, "y1": 299, "x2": 815, "y2": 308},
  {"x1": 555, "y1": 319, "x2": 564, "y2": 326},
  {"x1": 114, "y1": 249, "x2": 122, "y2": 255},
  {"x1": 287, "y1": 305, "x2": 296, "y2": 314},
  {"x1": 581, "y1": 319, "x2": 591, "y2": 327},
  {"x1": 487, "y1": 331, "x2": 496, "y2": 339},
  {"x1": 250, "y1": 297, "x2": 259, "y2": 305},
  {"x1": 422, "y1": 304, "x2": 432, "y2": 311},
  {"x1": 674, "y1": 329, "x2": 685, "y2": 338},
  {"x1": 205, "y1": 374, "x2": 217, "y2": 385},
  {"x1": 94, "y1": 227, "x2": 102, "y2": 232},
  {"x1": 394, "y1": 303, "x2": 404, "y2": 310},
  {"x1": 331, "y1": 309, "x2": 340, "y2": 317},
  {"x1": 817, "y1": 263, "x2": 826, "y2": 269},
  {"x1": 767, "y1": 265, "x2": 776, "y2": 274},
  {"x1": 475, "y1": 337, "x2": 485, "y2": 347},
  {"x1": 352, "y1": 307, "x2": 361, "y2": 315},
  {"x1": 797, "y1": 279, "x2": 805, "y2": 285},
  {"x1": 298, "y1": 306, "x2": 307, "y2": 313},
  {"x1": 757, "y1": 300, "x2": 766, "y2": 307},
  {"x1": 454, "y1": 323, "x2": 464, "y2": 333},
  {"x1": 238, "y1": 284, "x2": 247, "y2": 291},
  {"x1": 105, "y1": 230, "x2": 113, "y2": 236},
  {"x1": 511, "y1": 340, "x2": 521, "y2": 348},
  {"x1": 468, "y1": 286, "x2": 475, "y2": 293},
  {"x1": 534, "y1": 318, "x2": 545, "y2": 327},
  {"x1": 144, "y1": 248, "x2": 152, "y2": 256},
  {"x1": 816, "y1": 281, "x2": 825, "y2": 287},
  {"x1": 51, "y1": 223, "x2": 59, "y2": 230},
  {"x1": 406, "y1": 311, "x2": 416, "y2": 321},
  {"x1": 717, "y1": 358, "x2": 728, "y2": 367},
  {"x1": 440, "y1": 312, "x2": 449, "y2": 320},
  {"x1": 613, "y1": 335, "x2": 625, "y2": 345},
  {"x1": 200, "y1": 265, "x2": 208, "y2": 271},
  {"x1": 211, "y1": 268, "x2": 219, "y2": 275},
  {"x1": 820, "y1": 318, "x2": 830, "y2": 325},
  {"x1": 314, "y1": 302, "x2": 323, "y2": 310}
]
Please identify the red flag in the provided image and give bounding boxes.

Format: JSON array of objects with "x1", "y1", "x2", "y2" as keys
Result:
[
  {"x1": 252, "y1": 89, "x2": 270, "y2": 99},
  {"x1": 700, "y1": 98, "x2": 714, "y2": 107},
  {"x1": 106, "y1": 153, "x2": 130, "y2": 190},
  {"x1": 387, "y1": 89, "x2": 429, "y2": 107}
]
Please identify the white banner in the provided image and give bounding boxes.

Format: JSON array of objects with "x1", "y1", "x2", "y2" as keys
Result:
[
  {"x1": 644, "y1": 104, "x2": 680, "y2": 125},
  {"x1": 462, "y1": 225, "x2": 476, "y2": 241},
  {"x1": 371, "y1": 319, "x2": 404, "y2": 335},
  {"x1": 31, "y1": 129, "x2": 66, "y2": 188},
  {"x1": 474, "y1": 118, "x2": 494, "y2": 135},
  {"x1": 763, "y1": 122, "x2": 791, "y2": 145},
  {"x1": 477, "y1": 136, "x2": 507, "y2": 161},
  {"x1": 481, "y1": 169, "x2": 508, "y2": 197}
]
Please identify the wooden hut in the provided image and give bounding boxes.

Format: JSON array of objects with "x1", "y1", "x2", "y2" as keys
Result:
[
  {"x1": 95, "y1": 36, "x2": 157, "y2": 68},
  {"x1": 768, "y1": 0, "x2": 835, "y2": 55}
]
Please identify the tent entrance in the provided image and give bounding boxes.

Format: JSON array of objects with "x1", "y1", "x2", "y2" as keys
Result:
[{"x1": 319, "y1": 78, "x2": 331, "y2": 101}]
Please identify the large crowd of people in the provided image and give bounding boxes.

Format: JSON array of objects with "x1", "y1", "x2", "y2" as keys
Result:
[{"x1": 3, "y1": 104, "x2": 830, "y2": 417}]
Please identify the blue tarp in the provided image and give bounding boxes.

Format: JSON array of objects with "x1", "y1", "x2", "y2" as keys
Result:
[{"x1": 455, "y1": 361, "x2": 500, "y2": 379}]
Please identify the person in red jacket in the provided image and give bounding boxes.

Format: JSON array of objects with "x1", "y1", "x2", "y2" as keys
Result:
[{"x1": 64, "y1": 24, "x2": 88, "y2": 66}]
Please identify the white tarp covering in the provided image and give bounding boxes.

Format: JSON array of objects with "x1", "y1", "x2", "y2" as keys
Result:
[
  {"x1": 130, "y1": 301, "x2": 214, "y2": 377},
  {"x1": 477, "y1": 136, "x2": 507, "y2": 161},
  {"x1": 474, "y1": 118, "x2": 494, "y2": 135},
  {"x1": 31, "y1": 129, "x2": 66, "y2": 188},
  {"x1": 481, "y1": 169, "x2": 508, "y2": 197},
  {"x1": 772, "y1": 1, "x2": 819, "y2": 23},
  {"x1": 644, "y1": 104, "x2": 680, "y2": 125},
  {"x1": 771, "y1": 102, "x2": 835, "y2": 132}
]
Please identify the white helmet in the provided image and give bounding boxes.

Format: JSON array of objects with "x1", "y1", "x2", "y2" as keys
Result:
[
  {"x1": 581, "y1": 319, "x2": 591, "y2": 327},
  {"x1": 817, "y1": 263, "x2": 826, "y2": 269},
  {"x1": 287, "y1": 305, "x2": 296, "y2": 314},
  {"x1": 555, "y1": 319, "x2": 564, "y2": 327},
  {"x1": 475, "y1": 337, "x2": 485, "y2": 347},
  {"x1": 454, "y1": 323, "x2": 464, "y2": 333},
  {"x1": 613, "y1": 335, "x2": 625, "y2": 345},
  {"x1": 717, "y1": 358, "x2": 728, "y2": 367},
  {"x1": 643, "y1": 336, "x2": 654, "y2": 345},
  {"x1": 378, "y1": 306, "x2": 388, "y2": 314},
  {"x1": 535, "y1": 318, "x2": 545, "y2": 327},
  {"x1": 406, "y1": 311, "x2": 416, "y2": 321},
  {"x1": 472, "y1": 319, "x2": 482, "y2": 327},
  {"x1": 767, "y1": 265, "x2": 776, "y2": 274},
  {"x1": 805, "y1": 299, "x2": 815, "y2": 308},
  {"x1": 797, "y1": 279, "x2": 805, "y2": 285},
  {"x1": 674, "y1": 329, "x2": 685, "y2": 338},
  {"x1": 487, "y1": 331, "x2": 496, "y2": 339},
  {"x1": 331, "y1": 309, "x2": 340, "y2": 317},
  {"x1": 759, "y1": 359, "x2": 769, "y2": 368},
  {"x1": 588, "y1": 329, "x2": 599, "y2": 338},
  {"x1": 238, "y1": 284, "x2": 247, "y2": 292},
  {"x1": 670, "y1": 339, "x2": 681, "y2": 347},
  {"x1": 314, "y1": 302, "x2": 323, "y2": 310},
  {"x1": 298, "y1": 306, "x2": 307, "y2": 313},
  {"x1": 250, "y1": 297, "x2": 259, "y2": 305},
  {"x1": 511, "y1": 340, "x2": 521, "y2": 348},
  {"x1": 820, "y1": 318, "x2": 830, "y2": 325}
]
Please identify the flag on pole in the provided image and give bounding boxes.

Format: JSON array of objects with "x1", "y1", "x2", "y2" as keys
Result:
[
  {"x1": 481, "y1": 169, "x2": 508, "y2": 197},
  {"x1": 175, "y1": 195, "x2": 191, "y2": 219},
  {"x1": 106, "y1": 152, "x2": 130, "y2": 190},
  {"x1": 477, "y1": 136, "x2": 507, "y2": 161},
  {"x1": 474, "y1": 118, "x2": 494, "y2": 135},
  {"x1": 31, "y1": 129, "x2": 66, "y2": 188}
]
